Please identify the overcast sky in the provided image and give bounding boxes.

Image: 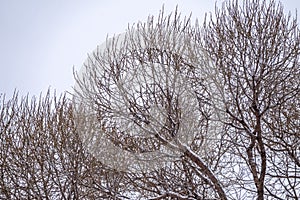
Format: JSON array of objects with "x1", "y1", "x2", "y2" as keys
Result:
[{"x1": 0, "y1": 0, "x2": 299, "y2": 98}]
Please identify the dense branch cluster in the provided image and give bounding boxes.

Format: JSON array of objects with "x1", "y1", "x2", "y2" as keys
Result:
[
  {"x1": 0, "y1": 93, "x2": 127, "y2": 199},
  {"x1": 202, "y1": 0, "x2": 300, "y2": 198}
]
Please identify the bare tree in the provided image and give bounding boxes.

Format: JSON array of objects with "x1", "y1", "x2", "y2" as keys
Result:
[
  {"x1": 202, "y1": 0, "x2": 300, "y2": 199},
  {"x1": 74, "y1": 8, "x2": 228, "y2": 200},
  {"x1": 0, "y1": 92, "x2": 127, "y2": 199}
]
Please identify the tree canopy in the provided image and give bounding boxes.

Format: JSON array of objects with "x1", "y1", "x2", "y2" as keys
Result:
[{"x1": 1, "y1": 0, "x2": 299, "y2": 199}]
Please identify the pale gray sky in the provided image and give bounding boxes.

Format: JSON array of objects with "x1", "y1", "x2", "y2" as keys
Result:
[{"x1": 0, "y1": 0, "x2": 299, "y2": 98}]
